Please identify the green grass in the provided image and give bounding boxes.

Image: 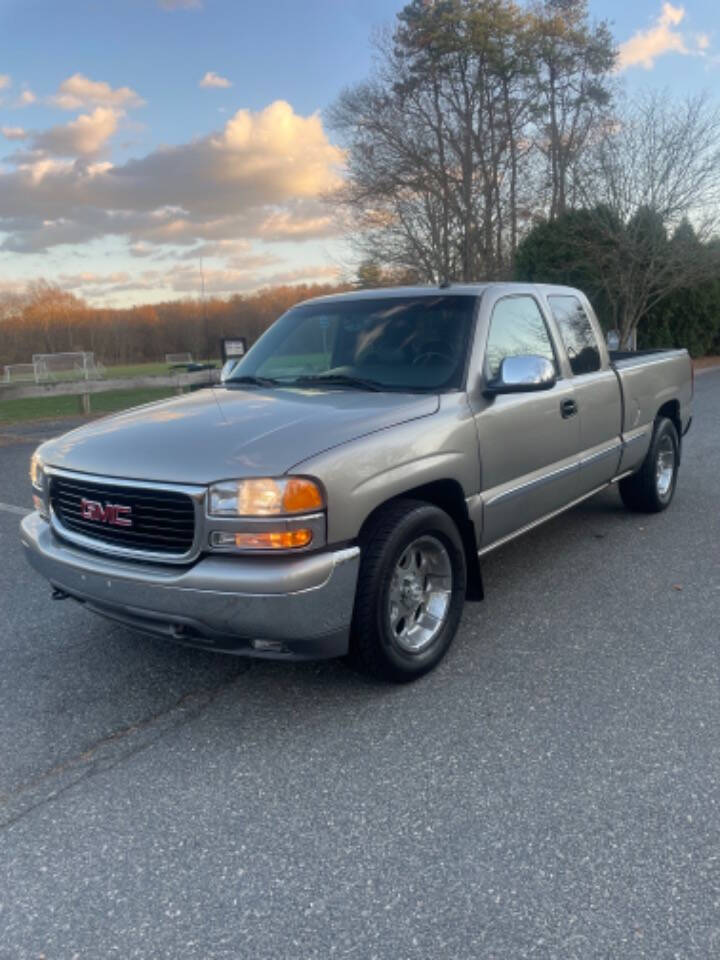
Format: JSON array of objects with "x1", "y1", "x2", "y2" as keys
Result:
[{"x1": 0, "y1": 387, "x2": 177, "y2": 424}]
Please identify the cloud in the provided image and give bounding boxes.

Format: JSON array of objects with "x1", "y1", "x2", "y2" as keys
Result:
[
  {"x1": 57, "y1": 271, "x2": 131, "y2": 289},
  {"x1": 0, "y1": 75, "x2": 10, "y2": 90},
  {"x1": 52, "y1": 261, "x2": 342, "y2": 303},
  {"x1": 176, "y1": 238, "x2": 251, "y2": 259},
  {"x1": 254, "y1": 265, "x2": 342, "y2": 287},
  {"x1": 617, "y1": 3, "x2": 709, "y2": 70},
  {"x1": 16, "y1": 90, "x2": 36, "y2": 107},
  {"x1": 200, "y1": 71, "x2": 232, "y2": 89},
  {"x1": 1, "y1": 126, "x2": 27, "y2": 141},
  {"x1": 29, "y1": 107, "x2": 122, "y2": 157},
  {"x1": 257, "y1": 207, "x2": 337, "y2": 241},
  {"x1": 50, "y1": 73, "x2": 144, "y2": 111},
  {"x1": 128, "y1": 241, "x2": 156, "y2": 258},
  {"x1": 0, "y1": 99, "x2": 344, "y2": 253}
]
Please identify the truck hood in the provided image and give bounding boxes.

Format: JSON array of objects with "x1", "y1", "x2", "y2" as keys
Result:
[{"x1": 39, "y1": 386, "x2": 439, "y2": 485}]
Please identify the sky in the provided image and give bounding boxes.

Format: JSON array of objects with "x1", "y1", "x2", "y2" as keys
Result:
[{"x1": 0, "y1": 0, "x2": 718, "y2": 307}]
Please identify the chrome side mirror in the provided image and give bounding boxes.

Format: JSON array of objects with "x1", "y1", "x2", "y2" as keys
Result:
[{"x1": 484, "y1": 355, "x2": 556, "y2": 395}]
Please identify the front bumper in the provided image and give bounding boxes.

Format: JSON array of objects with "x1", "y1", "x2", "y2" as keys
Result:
[{"x1": 20, "y1": 512, "x2": 360, "y2": 660}]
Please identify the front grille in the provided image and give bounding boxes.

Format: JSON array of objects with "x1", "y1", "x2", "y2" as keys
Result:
[{"x1": 50, "y1": 474, "x2": 196, "y2": 557}]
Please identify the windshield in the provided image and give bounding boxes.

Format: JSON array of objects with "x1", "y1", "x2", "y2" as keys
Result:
[{"x1": 227, "y1": 295, "x2": 477, "y2": 392}]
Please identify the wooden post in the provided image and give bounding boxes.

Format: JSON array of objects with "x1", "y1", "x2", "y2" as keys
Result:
[{"x1": 80, "y1": 392, "x2": 91, "y2": 415}]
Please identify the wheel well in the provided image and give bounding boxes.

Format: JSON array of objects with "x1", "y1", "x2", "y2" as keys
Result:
[
  {"x1": 358, "y1": 480, "x2": 483, "y2": 601},
  {"x1": 657, "y1": 400, "x2": 682, "y2": 460}
]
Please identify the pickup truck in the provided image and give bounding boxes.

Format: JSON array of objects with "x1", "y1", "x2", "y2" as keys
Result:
[{"x1": 21, "y1": 283, "x2": 693, "y2": 681}]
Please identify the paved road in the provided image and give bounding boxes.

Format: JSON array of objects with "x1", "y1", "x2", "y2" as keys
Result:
[{"x1": 1, "y1": 374, "x2": 719, "y2": 960}]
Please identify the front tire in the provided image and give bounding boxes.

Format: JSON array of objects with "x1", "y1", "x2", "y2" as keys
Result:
[
  {"x1": 349, "y1": 499, "x2": 467, "y2": 682},
  {"x1": 619, "y1": 417, "x2": 679, "y2": 513}
]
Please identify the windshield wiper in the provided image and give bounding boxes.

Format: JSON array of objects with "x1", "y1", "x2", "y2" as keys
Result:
[
  {"x1": 226, "y1": 375, "x2": 279, "y2": 387},
  {"x1": 286, "y1": 373, "x2": 385, "y2": 392}
]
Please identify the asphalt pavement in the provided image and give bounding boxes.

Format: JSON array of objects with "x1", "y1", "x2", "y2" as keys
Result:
[{"x1": 1, "y1": 373, "x2": 719, "y2": 959}]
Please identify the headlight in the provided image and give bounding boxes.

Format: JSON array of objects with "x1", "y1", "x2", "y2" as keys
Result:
[
  {"x1": 208, "y1": 477, "x2": 324, "y2": 516},
  {"x1": 30, "y1": 453, "x2": 45, "y2": 492},
  {"x1": 30, "y1": 452, "x2": 49, "y2": 518}
]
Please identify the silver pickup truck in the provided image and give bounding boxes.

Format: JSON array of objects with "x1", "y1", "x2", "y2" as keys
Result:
[{"x1": 21, "y1": 283, "x2": 693, "y2": 680}]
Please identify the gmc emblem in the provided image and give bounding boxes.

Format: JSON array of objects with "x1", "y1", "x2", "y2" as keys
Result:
[{"x1": 80, "y1": 498, "x2": 133, "y2": 528}]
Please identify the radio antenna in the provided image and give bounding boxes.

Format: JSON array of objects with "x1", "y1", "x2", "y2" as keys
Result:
[{"x1": 199, "y1": 257, "x2": 212, "y2": 384}]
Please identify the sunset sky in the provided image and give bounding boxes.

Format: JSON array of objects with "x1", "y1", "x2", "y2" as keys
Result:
[{"x1": 1, "y1": 0, "x2": 718, "y2": 306}]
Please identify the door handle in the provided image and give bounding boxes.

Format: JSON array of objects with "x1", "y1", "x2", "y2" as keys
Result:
[{"x1": 560, "y1": 398, "x2": 578, "y2": 419}]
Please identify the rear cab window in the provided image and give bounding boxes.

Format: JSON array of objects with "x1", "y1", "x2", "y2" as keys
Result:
[{"x1": 548, "y1": 296, "x2": 602, "y2": 375}]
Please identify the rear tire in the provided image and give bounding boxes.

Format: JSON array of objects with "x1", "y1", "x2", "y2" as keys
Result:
[
  {"x1": 349, "y1": 499, "x2": 467, "y2": 682},
  {"x1": 619, "y1": 417, "x2": 679, "y2": 513}
]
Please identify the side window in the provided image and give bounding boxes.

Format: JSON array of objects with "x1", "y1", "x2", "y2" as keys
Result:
[
  {"x1": 485, "y1": 296, "x2": 557, "y2": 379},
  {"x1": 548, "y1": 296, "x2": 601, "y2": 376}
]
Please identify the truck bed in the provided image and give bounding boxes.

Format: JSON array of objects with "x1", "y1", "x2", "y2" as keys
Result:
[{"x1": 609, "y1": 348, "x2": 692, "y2": 439}]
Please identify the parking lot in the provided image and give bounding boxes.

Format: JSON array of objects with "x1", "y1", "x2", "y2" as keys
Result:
[{"x1": 1, "y1": 371, "x2": 719, "y2": 960}]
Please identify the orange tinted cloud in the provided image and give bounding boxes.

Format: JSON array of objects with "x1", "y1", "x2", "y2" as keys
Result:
[
  {"x1": 200, "y1": 71, "x2": 231, "y2": 89},
  {"x1": 0, "y1": 100, "x2": 344, "y2": 252},
  {"x1": 30, "y1": 107, "x2": 121, "y2": 156},
  {"x1": 50, "y1": 73, "x2": 144, "y2": 110},
  {"x1": 618, "y1": 4, "x2": 698, "y2": 70}
]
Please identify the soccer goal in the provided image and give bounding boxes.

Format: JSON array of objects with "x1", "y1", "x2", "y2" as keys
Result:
[
  {"x1": 32, "y1": 351, "x2": 102, "y2": 383},
  {"x1": 165, "y1": 352, "x2": 193, "y2": 365},
  {"x1": 3, "y1": 363, "x2": 36, "y2": 383}
]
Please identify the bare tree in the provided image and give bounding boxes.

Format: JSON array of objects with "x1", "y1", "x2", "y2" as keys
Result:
[
  {"x1": 578, "y1": 91, "x2": 720, "y2": 347},
  {"x1": 328, "y1": 0, "x2": 615, "y2": 283},
  {"x1": 529, "y1": 0, "x2": 616, "y2": 218}
]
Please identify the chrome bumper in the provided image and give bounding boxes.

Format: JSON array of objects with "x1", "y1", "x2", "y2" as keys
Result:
[{"x1": 20, "y1": 512, "x2": 360, "y2": 660}]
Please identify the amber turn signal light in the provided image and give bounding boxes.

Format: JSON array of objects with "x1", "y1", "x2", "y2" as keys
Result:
[
  {"x1": 281, "y1": 478, "x2": 324, "y2": 513},
  {"x1": 232, "y1": 529, "x2": 313, "y2": 550},
  {"x1": 210, "y1": 526, "x2": 315, "y2": 551}
]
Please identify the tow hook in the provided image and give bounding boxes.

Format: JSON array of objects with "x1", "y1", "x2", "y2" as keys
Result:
[{"x1": 51, "y1": 587, "x2": 70, "y2": 601}]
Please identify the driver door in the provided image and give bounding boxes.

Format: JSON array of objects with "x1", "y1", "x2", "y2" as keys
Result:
[{"x1": 469, "y1": 293, "x2": 582, "y2": 549}]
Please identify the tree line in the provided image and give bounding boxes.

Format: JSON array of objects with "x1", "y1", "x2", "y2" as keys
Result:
[{"x1": 0, "y1": 281, "x2": 350, "y2": 368}]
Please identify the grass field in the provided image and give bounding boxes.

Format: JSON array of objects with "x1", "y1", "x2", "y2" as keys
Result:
[
  {"x1": 0, "y1": 358, "x2": 223, "y2": 424},
  {"x1": 0, "y1": 387, "x2": 177, "y2": 424}
]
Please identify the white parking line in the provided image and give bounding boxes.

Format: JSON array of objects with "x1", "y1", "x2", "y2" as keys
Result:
[{"x1": 0, "y1": 502, "x2": 31, "y2": 517}]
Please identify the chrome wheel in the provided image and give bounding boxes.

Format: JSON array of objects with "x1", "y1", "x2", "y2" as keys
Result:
[
  {"x1": 655, "y1": 434, "x2": 675, "y2": 499},
  {"x1": 387, "y1": 535, "x2": 452, "y2": 654}
]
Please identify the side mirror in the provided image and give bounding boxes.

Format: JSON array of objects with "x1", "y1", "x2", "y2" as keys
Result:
[{"x1": 484, "y1": 355, "x2": 556, "y2": 395}]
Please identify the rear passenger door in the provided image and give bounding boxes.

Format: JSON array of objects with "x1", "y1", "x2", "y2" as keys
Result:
[
  {"x1": 545, "y1": 294, "x2": 623, "y2": 492},
  {"x1": 471, "y1": 293, "x2": 582, "y2": 548}
]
